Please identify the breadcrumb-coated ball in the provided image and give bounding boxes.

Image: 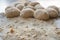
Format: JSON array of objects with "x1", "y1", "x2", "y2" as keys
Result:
[
  {"x1": 46, "y1": 8, "x2": 58, "y2": 18},
  {"x1": 5, "y1": 7, "x2": 20, "y2": 18},
  {"x1": 34, "y1": 4, "x2": 44, "y2": 10},
  {"x1": 20, "y1": 8, "x2": 34, "y2": 18},
  {"x1": 24, "y1": 1, "x2": 31, "y2": 6},
  {"x1": 47, "y1": 6, "x2": 59, "y2": 13},
  {"x1": 58, "y1": 8, "x2": 60, "y2": 17},
  {"x1": 29, "y1": 2, "x2": 40, "y2": 7},
  {"x1": 5, "y1": 6, "x2": 13, "y2": 11},
  {"x1": 34, "y1": 9, "x2": 49, "y2": 20},
  {"x1": 16, "y1": 4, "x2": 24, "y2": 10},
  {"x1": 13, "y1": 2, "x2": 22, "y2": 7},
  {"x1": 23, "y1": 5, "x2": 36, "y2": 10}
]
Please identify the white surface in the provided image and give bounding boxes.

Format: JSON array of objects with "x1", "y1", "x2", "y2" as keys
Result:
[{"x1": 0, "y1": 37, "x2": 3, "y2": 40}]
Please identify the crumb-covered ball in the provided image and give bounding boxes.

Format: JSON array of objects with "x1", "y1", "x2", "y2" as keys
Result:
[
  {"x1": 46, "y1": 8, "x2": 58, "y2": 18},
  {"x1": 20, "y1": 8, "x2": 34, "y2": 18},
  {"x1": 13, "y1": 2, "x2": 22, "y2": 7},
  {"x1": 34, "y1": 4, "x2": 44, "y2": 10},
  {"x1": 29, "y1": 2, "x2": 40, "y2": 7},
  {"x1": 58, "y1": 8, "x2": 60, "y2": 17},
  {"x1": 5, "y1": 6, "x2": 13, "y2": 11},
  {"x1": 23, "y1": 5, "x2": 36, "y2": 10},
  {"x1": 47, "y1": 6, "x2": 59, "y2": 13},
  {"x1": 16, "y1": 4, "x2": 24, "y2": 10},
  {"x1": 5, "y1": 7, "x2": 20, "y2": 18},
  {"x1": 34, "y1": 9, "x2": 49, "y2": 20},
  {"x1": 24, "y1": 1, "x2": 31, "y2": 6}
]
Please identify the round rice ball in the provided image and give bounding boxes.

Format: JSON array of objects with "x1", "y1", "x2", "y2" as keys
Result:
[
  {"x1": 47, "y1": 6, "x2": 59, "y2": 13},
  {"x1": 16, "y1": 4, "x2": 24, "y2": 10},
  {"x1": 34, "y1": 4, "x2": 44, "y2": 10},
  {"x1": 5, "y1": 7, "x2": 20, "y2": 18},
  {"x1": 20, "y1": 8, "x2": 34, "y2": 18},
  {"x1": 34, "y1": 9, "x2": 49, "y2": 20},
  {"x1": 46, "y1": 8, "x2": 58, "y2": 18},
  {"x1": 29, "y1": 2, "x2": 40, "y2": 7}
]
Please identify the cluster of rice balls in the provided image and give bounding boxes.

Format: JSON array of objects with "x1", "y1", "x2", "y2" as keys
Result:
[{"x1": 5, "y1": 1, "x2": 60, "y2": 20}]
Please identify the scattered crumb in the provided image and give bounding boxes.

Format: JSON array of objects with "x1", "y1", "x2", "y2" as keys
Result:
[
  {"x1": 0, "y1": 28, "x2": 3, "y2": 32},
  {"x1": 10, "y1": 28, "x2": 14, "y2": 33}
]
